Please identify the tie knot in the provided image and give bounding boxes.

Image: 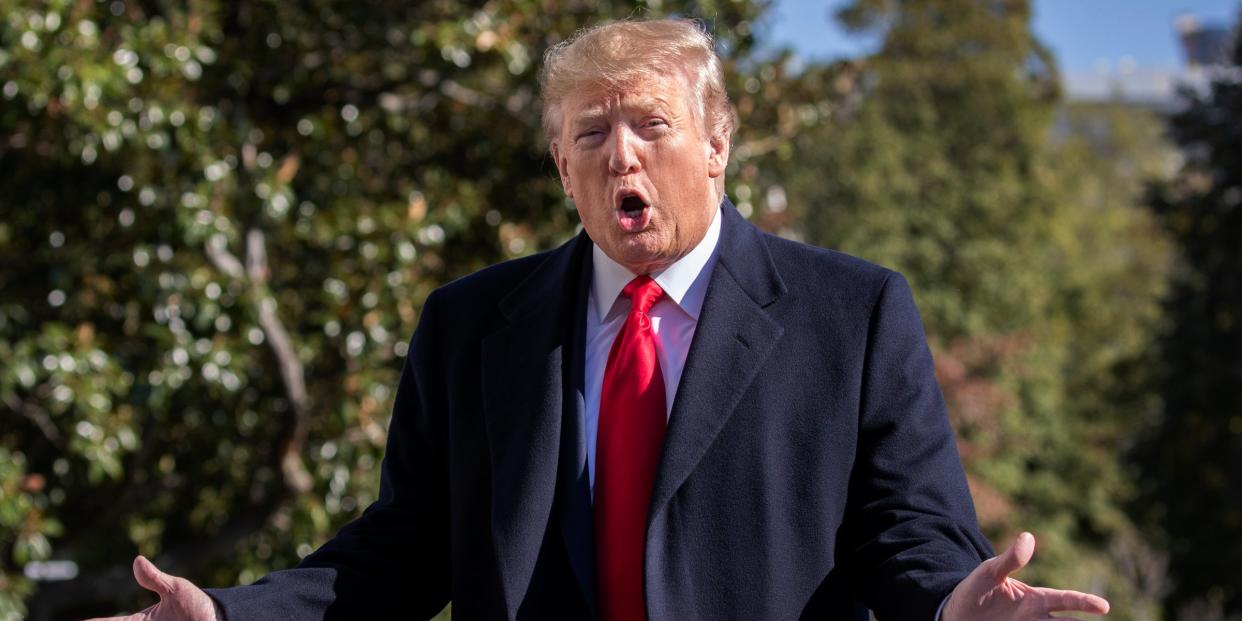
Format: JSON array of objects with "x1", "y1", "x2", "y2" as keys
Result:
[{"x1": 622, "y1": 275, "x2": 664, "y2": 315}]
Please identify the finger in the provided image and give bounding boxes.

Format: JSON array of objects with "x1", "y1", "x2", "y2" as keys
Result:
[
  {"x1": 133, "y1": 555, "x2": 178, "y2": 597},
  {"x1": 987, "y1": 531, "x2": 1035, "y2": 581},
  {"x1": 1037, "y1": 586, "x2": 1111, "y2": 615},
  {"x1": 82, "y1": 611, "x2": 151, "y2": 621},
  {"x1": 83, "y1": 601, "x2": 157, "y2": 621}
]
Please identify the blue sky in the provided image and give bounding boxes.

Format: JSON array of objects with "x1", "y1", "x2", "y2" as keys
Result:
[{"x1": 763, "y1": 0, "x2": 1239, "y2": 74}]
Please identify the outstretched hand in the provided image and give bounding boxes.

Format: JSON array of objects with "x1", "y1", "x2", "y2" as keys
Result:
[
  {"x1": 942, "y1": 532, "x2": 1110, "y2": 620},
  {"x1": 84, "y1": 556, "x2": 222, "y2": 621}
]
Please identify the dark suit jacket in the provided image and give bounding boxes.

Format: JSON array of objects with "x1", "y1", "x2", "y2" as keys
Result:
[{"x1": 208, "y1": 199, "x2": 992, "y2": 620}]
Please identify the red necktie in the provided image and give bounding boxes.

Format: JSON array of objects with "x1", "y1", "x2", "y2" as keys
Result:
[{"x1": 595, "y1": 276, "x2": 667, "y2": 621}]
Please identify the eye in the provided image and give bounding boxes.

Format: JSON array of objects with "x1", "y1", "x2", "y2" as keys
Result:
[
  {"x1": 575, "y1": 128, "x2": 605, "y2": 144},
  {"x1": 643, "y1": 118, "x2": 668, "y2": 129}
]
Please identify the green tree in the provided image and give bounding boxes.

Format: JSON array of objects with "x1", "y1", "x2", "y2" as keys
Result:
[
  {"x1": 1138, "y1": 27, "x2": 1242, "y2": 618},
  {"x1": 751, "y1": 1, "x2": 1174, "y2": 617},
  {"x1": 0, "y1": 1, "x2": 773, "y2": 618}
]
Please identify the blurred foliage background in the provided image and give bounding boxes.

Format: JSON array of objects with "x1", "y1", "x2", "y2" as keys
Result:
[{"x1": 0, "y1": 0, "x2": 1238, "y2": 619}]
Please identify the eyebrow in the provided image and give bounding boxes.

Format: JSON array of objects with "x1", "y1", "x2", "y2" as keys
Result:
[
  {"x1": 570, "y1": 110, "x2": 609, "y2": 129},
  {"x1": 568, "y1": 96, "x2": 677, "y2": 129},
  {"x1": 632, "y1": 96, "x2": 674, "y2": 113},
  {"x1": 620, "y1": 96, "x2": 675, "y2": 118}
]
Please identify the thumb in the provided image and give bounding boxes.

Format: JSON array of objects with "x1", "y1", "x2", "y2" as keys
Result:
[
  {"x1": 987, "y1": 531, "x2": 1035, "y2": 582},
  {"x1": 133, "y1": 555, "x2": 178, "y2": 598}
]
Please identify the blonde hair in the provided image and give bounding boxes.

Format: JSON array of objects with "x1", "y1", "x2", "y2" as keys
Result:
[{"x1": 539, "y1": 18, "x2": 734, "y2": 145}]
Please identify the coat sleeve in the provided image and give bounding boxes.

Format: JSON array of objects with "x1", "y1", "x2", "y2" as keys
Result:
[
  {"x1": 845, "y1": 271, "x2": 994, "y2": 620},
  {"x1": 205, "y1": 290, "x2": 451, "y2": 620}
]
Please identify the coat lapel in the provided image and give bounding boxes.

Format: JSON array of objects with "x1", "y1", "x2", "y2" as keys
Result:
[
  {"x1": 482, "y1": 232, "x2": 592, "y2": 619},
  {"x1": 648, "y1": 201, "x2": 787, "y2": 521},
  {"x1": 556, "y1": 244, "x2": 601, "y2": 616}
]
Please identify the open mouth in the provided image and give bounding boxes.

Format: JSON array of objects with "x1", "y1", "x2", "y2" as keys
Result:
[
  {"x1": 621, "y1": 195, "x2": 646, "y2": 218},
  {"x1": 616, "y1": 193, "x2": 651, "y2": 232}
]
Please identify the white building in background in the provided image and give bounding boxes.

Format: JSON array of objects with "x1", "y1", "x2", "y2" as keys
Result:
[
  {"x1": 1062, "y1": 11, "x2": 1237, "y2": 107},
  {"x1": 1176, "y1": 12, "x2": 1234, "y2": 68}
]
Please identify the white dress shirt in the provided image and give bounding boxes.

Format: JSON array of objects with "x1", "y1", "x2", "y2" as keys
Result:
[{"x1": 584, "y1": 206, "x2": 722, "y2": 495}]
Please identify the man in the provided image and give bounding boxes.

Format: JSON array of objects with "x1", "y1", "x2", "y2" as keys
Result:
[{"x1": 93, "y1": 18, "x2": 1110, "y2": 621}]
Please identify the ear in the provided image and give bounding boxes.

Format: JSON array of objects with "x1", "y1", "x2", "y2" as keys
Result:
[
  {"x1": 550, "y1": 141, "x2": 574, "y2": 199},
  {"x1": 706, "y1": 130, "x2": 729, "y2": 179}
]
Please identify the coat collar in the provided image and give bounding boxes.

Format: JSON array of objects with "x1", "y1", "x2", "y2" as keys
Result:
[{"x1": 590, "y1": 204, "x2": 723, "y2": 322}]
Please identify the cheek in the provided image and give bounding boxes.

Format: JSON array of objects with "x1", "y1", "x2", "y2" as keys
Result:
[
  {"x1": 659, "y1": 142, "x2": 705, "y2": 179},
  {"x1": 567, "y1": 165, "x2": 596, "y2": 199}
]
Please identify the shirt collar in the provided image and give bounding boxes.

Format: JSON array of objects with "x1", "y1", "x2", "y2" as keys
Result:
[{"x1": 591, "y1": 204, "x2": 722, "y2": 321}]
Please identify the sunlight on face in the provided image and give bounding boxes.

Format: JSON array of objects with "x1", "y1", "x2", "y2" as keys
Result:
[{"x1": 552, "y1": 71, "x2": 728, "y2": 275}]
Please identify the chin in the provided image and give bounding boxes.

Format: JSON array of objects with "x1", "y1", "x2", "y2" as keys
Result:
[{"x1": 614, "y1": 240, "x2": 674, "y2": 274}]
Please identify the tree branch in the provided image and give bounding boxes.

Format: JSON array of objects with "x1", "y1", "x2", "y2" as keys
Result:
[
  {"x1": 203, "y1": 226, "x2": 312, "y2": 495},
  {"x1": 4, "y1": 391, "x2": 64, "y2": 448},
  {"x1": 245, "y1": 229, "x2": 313, "y2": 495},
  {"x1": 204, "y1": 235, "x2": 245, "y2": 280}
]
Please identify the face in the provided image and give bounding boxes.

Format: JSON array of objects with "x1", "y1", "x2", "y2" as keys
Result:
[{"x1": 551, "y1": 71, "x2": 729, "y2": 275}]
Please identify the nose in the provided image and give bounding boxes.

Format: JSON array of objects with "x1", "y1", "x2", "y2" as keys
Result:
[{"x1": 608, "y1": 125, "x2": 641, "y2": 175}]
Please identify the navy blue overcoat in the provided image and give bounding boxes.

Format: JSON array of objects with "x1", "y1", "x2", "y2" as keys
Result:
[{"x1": 208, "y1": 198, "x2": 992, "y2": 620}]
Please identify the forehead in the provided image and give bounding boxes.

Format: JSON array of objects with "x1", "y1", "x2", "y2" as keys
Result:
[{"x1": 562, "y1": 72, "x2": 693, "y2": 122}]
